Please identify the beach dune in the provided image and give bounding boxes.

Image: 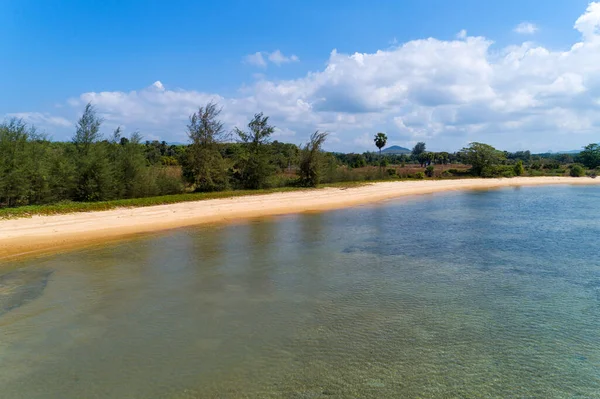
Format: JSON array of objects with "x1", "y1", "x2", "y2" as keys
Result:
[{"x1": 1, "y1": 177, "x2": 599, "y2": 261}]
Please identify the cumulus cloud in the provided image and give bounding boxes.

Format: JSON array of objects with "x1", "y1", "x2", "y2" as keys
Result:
[
  {"x1": 244, "y1": 50, "x2": 299, "y2": 67},
  {"x1": 5, "y1": 112, "x2": 72, "y2": 129},
  {"x1": 574, "y1": 2, "x2": 600, "y2": 40},
  {"x1": 12, "y1": 3, "x2": 600, "y2": 152},
  {"x1": 514, "y1": 22, "x2": 539, "y2": 34}
]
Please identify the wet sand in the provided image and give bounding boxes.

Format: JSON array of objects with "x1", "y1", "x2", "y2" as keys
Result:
[{"x1": 1, "y1": 177, "x2": 598, "y2": 261}]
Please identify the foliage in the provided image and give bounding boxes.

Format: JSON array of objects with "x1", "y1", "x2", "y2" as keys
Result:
[
  {"x1": 577, "y1": 143, "x2": 600, "y2": 169},
  {"x1": 374, "y1": 132, "x2": 388, "y2": 172},
  {"x1": 298, "y1": 131, "x2": 329, "y2": 187},
  {"x1": 412, "y1": 142, "x2": 426, "y2": 157},
  {"x1": 234, "y1": 113, "x2": 276, "y2": 189},
  {"x1": 2, "y1": 98, "x2": 592, "y2": 214},
  {"x1": 481, "y1": 165, "x2": 515, "y2": 178},
  {"x1": 514, "y1": 160, "x2": 525, "y2": 176},
  {"x1": 460, "y1": 142, "x2": 505, "y2": 177},
  {"x1": 374, "y1": 132, "x2": 387, "y2": 152},
  {"x1": 182, "y1": 102, "x2": 230, "y2": 192},
  {"x1": 425, "y1": 165, "x2": 435, "y2": 177},
  {"x1": 570, "y1": 164, "x2": 585, "y2": 177}
]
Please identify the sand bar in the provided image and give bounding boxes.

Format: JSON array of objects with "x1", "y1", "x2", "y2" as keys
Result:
[{"x1": 1, "y1": 176, "x2": 599, "y2": 261}]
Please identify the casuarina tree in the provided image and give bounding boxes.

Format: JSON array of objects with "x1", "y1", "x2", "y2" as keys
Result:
[
  {"x1": 299, "y1": 131, "x2": 328, "y2": 187},
  {"x1": 183, "y1": 102, "x2": 230, "y2": 192}
]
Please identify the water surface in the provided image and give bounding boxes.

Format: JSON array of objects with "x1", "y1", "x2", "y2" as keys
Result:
[{"x1": 1, "y1": 186, "x2": 599, "y2": 398}]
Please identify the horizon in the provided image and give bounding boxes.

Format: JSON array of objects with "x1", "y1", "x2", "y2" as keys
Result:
[{"x1": 2, "y1": 0, "x2": 600, "y2": 153}]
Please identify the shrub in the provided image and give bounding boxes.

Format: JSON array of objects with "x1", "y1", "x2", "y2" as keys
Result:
[
  {"x1": 386, "y1": 168, "x2": 397, "y2": 176},
  {"x1": 530, "y1": 162, "x2": 542, "y2": 170},
  {"x1": 543, "y1": 161, "x2": 560, "y2": 170},
  {"x1": 441, "y1": 170, "x2": 452, "y2": 178},
  {"x1": 414, "y1": 171, "x2": 425, "y2": 179},
  {"x1": 514, "y1": 160, "x2": 525, "y2": 176},
  {"x1": 425, "y1": 165, "x2": 435, "y2": 177},
  {"x1": 570, "y1": 164, "x2": 585, "y2": 177},
  {"x1": 528, "y1": 169, "x2": 545, "y2": 177},
  {"x1": 481, "y1": 165, "x2": 515, "y2": 178}
]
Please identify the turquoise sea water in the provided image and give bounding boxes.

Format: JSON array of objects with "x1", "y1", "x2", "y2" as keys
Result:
[{"x1": 1, "y1": 185, "x2": 599, "y2": 398}]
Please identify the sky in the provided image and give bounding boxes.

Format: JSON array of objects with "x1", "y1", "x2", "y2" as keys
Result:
[{"x1": 1, "y1": 0, "x2": 599, "y2": 153}]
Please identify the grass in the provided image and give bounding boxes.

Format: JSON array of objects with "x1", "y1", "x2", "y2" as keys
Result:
[
  {"x1": 0, "y1": 182, "x2": 386, "y2": 220},
  {"x1": 0, "y1": 177, "x2": 435, "y2": 220},
  {"x1": 0, "y1": 187, "x2": 304, "y2": 219}
]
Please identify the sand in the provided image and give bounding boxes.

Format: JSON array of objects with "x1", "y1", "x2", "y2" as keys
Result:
[{"x1": 1, "y1": 176, "x2": 599, "y2": 261}]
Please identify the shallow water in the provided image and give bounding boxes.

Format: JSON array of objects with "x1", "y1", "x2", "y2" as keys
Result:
[{"x1": 1, "y1": 186, "x2": 600, "y2": 398}]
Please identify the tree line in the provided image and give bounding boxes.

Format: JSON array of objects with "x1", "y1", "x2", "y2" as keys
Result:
[
  {"x1": 0, "y1": 102, "x2": 330, "y2": 207},
  {"x1": 1, "y1": 102, "x2": 598, "y2": 208}
]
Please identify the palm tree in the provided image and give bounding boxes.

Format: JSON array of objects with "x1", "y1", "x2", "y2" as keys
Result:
[{"x1": 374, "y1": 132, "x2": 387, "y2": 172}]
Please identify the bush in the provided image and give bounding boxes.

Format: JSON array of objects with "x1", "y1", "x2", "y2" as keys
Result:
[
  {"x1": 530, "y1": 162, "x2": 542, "y2": 170},
  {"x1": 481, "y1": 165, "x2": 515, "y2": 178},
  {"x1": 425, "y1": 165, "x2": 435, "y2": 177},
  {"x1": 514, "y1": 160, "x2": 525, "y2": 176},
  {"x1": 543, "y1": 161, "x2": 560, "y2": 170},
  {"x1": 441, "y1": 170, "x2": 452, "y2": 178},
  {"x1": 386, "y1": 168, "x2": 397, "y2": 176},
  {"x1": 528, "y1": 169, "x2": 544, "y2": 177},
  {"x1": 414, "y1": 171, "x2": 425, "y2": 180},
  {"x1": 570, "y1": 164, "x2": 585, "y2": 177}
]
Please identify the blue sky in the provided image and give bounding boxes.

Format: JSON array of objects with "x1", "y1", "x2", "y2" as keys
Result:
[{"x1": 1, "y1": 0, "x2": 598, "y2": 152}]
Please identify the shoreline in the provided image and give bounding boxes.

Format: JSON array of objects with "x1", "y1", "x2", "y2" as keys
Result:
[{"x1": 1, "y1": 177, "x2": 599, "y2": 262}]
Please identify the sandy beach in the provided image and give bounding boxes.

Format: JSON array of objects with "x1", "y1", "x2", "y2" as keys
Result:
[{"x1": 1, "y1": 176, "x2": 598, "y2": 261}]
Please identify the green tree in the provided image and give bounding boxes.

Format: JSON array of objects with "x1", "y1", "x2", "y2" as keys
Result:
[
  {"x1": 298, "y1": 131, "x2": 329, "y2": 187},
  {"x1": 374, "y1": 132, "x2": 387, "y2": 171},
  {"x1": 425, "y1": 165, "x2": 435, "y2": 177},
  {"x1": 412, "y1": 142, "x2": 426, "y2": 157},
  {"x1": 417, "y1": 152, "x2": 429, "y2": 167},
  {"x1": 578, "y1": 143, "x2": 600, "y2": 169},
  {"x1": 460, "y1": 142, "x2": 505, "y2": 177},
  {"x1": 183, "y1": 102, "x2": 230, "y2": 192},
  {"x1": 0, "y1": 119, "x2": 33, "y2": 206},
  {"x1": 514, "y1": 160, "x2": 525, "y2": 176},
  {"x1": 570, "y1": 164, "x2": 585, "y2": 177},
  {"x1": 46, "y1": 143, "x2": 76, "y2": 202},
  {"x1": 234, "y1": 113, "x2": 275, "y2": 189},
  {"x1": 117, "y1": 132, "x2": 150, "y2": 197},
  {"x1": 72, "y1": 103, "x2": 115, "y2": 201},
  {"x1": 436, "y1": 152, "x2": 450, "y2": 165}
]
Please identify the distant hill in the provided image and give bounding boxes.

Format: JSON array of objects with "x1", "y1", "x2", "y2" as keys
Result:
[{"x1": 382, "y1": 145, "x2": 411, "y2": 154}]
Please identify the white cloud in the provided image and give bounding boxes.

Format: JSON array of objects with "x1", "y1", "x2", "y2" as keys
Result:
[
  {"x1": 151, "y1": 80, "x2": 165, "y2": 91},
  {"x1": 5, "y1": 112, "x2": 72, "y2": 129},
  {"x1": 514, "y1": 22, "x2": 539, "y2": 34},
  {"x1": 11, "y1": 3, "x2": 600, "y2": 152},
  {"x1": 244, "y1": 50, "x2": 299, "y2": 67},
  {"x1": 574, "y1": 2, "x2": 600, "y2": 40},
  {"x1": 456, "y1": 30, "x2": 468, "y2": 40},
  {"x1": 244, "y1": 52, "x2": 267, "y2": 68}
]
